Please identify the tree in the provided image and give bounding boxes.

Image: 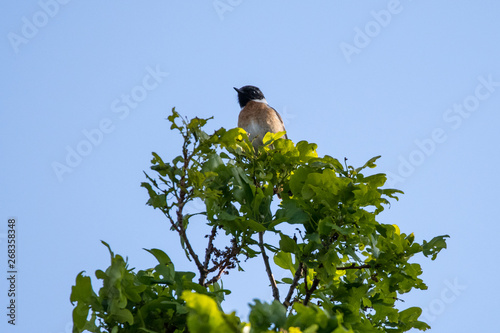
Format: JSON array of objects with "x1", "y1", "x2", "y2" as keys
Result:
[{"x1": 70, "y1": 109, "x2": 448, "y2": 333}]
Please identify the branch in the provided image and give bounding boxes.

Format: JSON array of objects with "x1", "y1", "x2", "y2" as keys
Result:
[
  {"x1": 336, "y1": 264, "x2": 371, "y2": 270},
  {"x1": 303, "y1": 276, "x2": 319, "y2": 306},
  {"x1": 203, "y1": 237, "x2": 241, "y2": 287},
  {"x1": 177, "y1": 214, "x2": 204, "y2": 280},
  {"x1": 301, "y1": 264, "x2": 371, "y2": 306},
  {"x1": 204, "y1": 266, "x2": 227, "y2": 286},
  {"x1": 258, "y1": 231, "x2": 280, "y2": 302},
  {"x1": 283, "y1": 262, "x2": 304, "y2": 308},
  {"x1": 203, "y1": 226, "x2": 218, "y2": 268},
  {"x1": 172, "y1": 140, "x2": 205, "y2": 283},
  {"x1": 199, "y1": 226, "x2": 218, "y2": 286}
]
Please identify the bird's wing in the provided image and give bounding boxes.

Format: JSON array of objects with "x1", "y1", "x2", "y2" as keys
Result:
[{"x1": 270, "y1": 106, "x2": 288, "y2": 139}]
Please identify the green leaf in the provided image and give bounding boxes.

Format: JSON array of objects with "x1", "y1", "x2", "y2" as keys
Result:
[
  {"x1": 318, "y1": 216, "x2": 336, "y2": 236},
  {"x1": 112, "y1": 308, "x2": 134, "y2": 325},
  {"x1": 355, "y1": 155, "x2": 381, "y2": 173},
  {"x1": 276, "y1": 200, "x2": 309, "y2": 225},
  {"x1": 71, "y1": 273, "x2": 95, "y2": 331},
  {"x1": 242, "y1": 219, "x2": 267, "y2": 232},
  {"x1": 262, "y1": 131, "x2": 286, "y2": 146},
  {"x1": 274, "y1": 251, "x2": 295, "y2": 274},
  {"x1": 279, "y1": 233, "x2": 297, "y2": 253},
  {"x1": 140, "y1": 181, "x2": 167, "y2": 209},
  {"x1": 144, "y1": 248, "x2": 172, "y2": 266},
  {"x1": 398, "y1": 307, "x2": 430, "y2": 330},
  {"x1": 70, "y1": 272, "x2": 96, "y2": 305},
  {"x1": 296, "y1": 141, "x2": 319, "y2": 160},
  {"x1": 154, "y1": 263, "x2": 175, "y2": 284},
  {"x1": 248, "y1": 300, "x2": 287, "y2": 333},
  {"x1": 423, "y1": 235, "x2": 449, "y2": 260},
  {"x1": 379, "y1": 188, "x2": 404, "y2": 201},
  {"x1": 100, "y1": 240, "x2": 114, "y2": 258},
  {"x1": 361, "y1": 173, "x2": 387, "y2": 187},
  {"x1": 168, "y1": 108, "x2": 181, "y2": 130},
  {"x1": 286, "y1": 303, "x2": 330, "y2": 332},
  {"x1": 182, "y1": 291, "x2": 240, "y2": 333}
]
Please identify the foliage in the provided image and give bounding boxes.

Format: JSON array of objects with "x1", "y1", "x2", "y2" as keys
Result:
[
  {"x1": 71, "y1": 241, "x2": 227, "y2": 333},
  {"x1": 71, "y1": 109, "x2": 448, "y2": 332}
]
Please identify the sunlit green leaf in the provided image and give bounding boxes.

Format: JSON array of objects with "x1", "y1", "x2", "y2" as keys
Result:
[
  {"x1": 183, "y1": 291, "x2": 240, "y2": 333},
  {"x1": 274, "y1": 251, "x2": 295, "y2": 273}
]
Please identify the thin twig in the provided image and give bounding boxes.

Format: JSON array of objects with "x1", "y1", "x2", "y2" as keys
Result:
[
  {"x1": 177, "y1": 216, "x2": 204, "y2": 280},
  {"x1": 199, "y1": 226, "x2": 218, "y2": 286},
  {"x1": 301, "y1": 264, "x2": 371, "y2": 306},
  {"x1": 204, "y1": 267, "x2": 227, "y2": 286},
  {"x1": 303, "y1": 277, "x2": 319, "y2": 306},
  {"x1": 336, "y1": 264, "x2": 371, "y2": 270},
  {"x1": 303, "y1": 266, "x2": 309, "y2": 294},
  {"x1": 173, "y1": 142, "x2": 205, "y2": 283},
  {"x1": 203, "y1": 226, "x2": 218, "y2": 268},
  {"x1": 259, "y1": 231, "x2": 280, "y2": 301},
  {"x1": 203, "y1": 237, "x2": 241, "y2": 287},
  {"x1": 283, "y1": 262, "x2": 304, "y2": 308}
]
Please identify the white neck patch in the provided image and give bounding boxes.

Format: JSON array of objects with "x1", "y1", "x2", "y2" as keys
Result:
[{"x1": 251, "y1": 98, "x2": 268, "y2": 104}]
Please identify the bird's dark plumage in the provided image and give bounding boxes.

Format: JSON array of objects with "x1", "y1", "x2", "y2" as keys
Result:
[{"x1": 234, "y1": 85, "x2": 287, "y2": 148}]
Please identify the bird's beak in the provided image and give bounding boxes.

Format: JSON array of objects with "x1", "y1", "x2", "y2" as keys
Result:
[{"x1": 233, "y1": 87, "x2": 242, "y2": 94}]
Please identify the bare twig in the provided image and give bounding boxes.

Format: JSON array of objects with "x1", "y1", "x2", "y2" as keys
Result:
[
  {"x1": 336, "y1": 264, "x2": 371, "y2": 270},
  {"x1": 283, "y1": 262, "x2": 304, "y2": 308},
  {"x1": 258, "y1": 231, "x2": 280, "y2": 302},
  {"x1": 303, "y1": 266, "x2": 309, "y2": 294},
  {"x1": 172, "y1": 141, "x2": 205, "y2": 284},
  {"x1": 301, "y1": 264, "x2": 371, "y2": 306},
  {"x1": 203, "y1": 237, "x2": 241, "y2": 287},
  {"x1": 177, "y1": 215, "x2": 204, "y2": 283},
  {"x1": 199, "y1": 226, "x2": 218, "y2": 286},
  {"x1": 204, "y1": 267, "x2": 227, "y2": 286},
  {"x1": 203, "y1": 226, "x2": 218, "y2": 269},
  {"x1": 303, "y1": 277, "x2": 319, "y2": 306}
]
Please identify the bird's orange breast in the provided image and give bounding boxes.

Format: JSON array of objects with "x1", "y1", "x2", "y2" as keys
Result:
[{"x1": 238, "y1": 101, "x2": 286, "y2": 147}]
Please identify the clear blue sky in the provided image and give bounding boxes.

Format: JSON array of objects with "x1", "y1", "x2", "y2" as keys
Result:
[{"x1": 1, "y1": 1, "x2": 499, "y2": 332}]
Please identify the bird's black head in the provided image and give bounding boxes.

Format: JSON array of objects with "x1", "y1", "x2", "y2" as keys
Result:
[{"x1": 233, "y1": 85, "x2": 265, "y2": 108}]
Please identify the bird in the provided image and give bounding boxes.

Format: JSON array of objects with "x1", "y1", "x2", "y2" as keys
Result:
[{"x1": 234, "y1": 85, "x2": 287, "y2": 149}]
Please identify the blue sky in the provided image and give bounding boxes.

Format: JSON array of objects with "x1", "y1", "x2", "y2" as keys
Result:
[{"x1": 1, "y1": 1, "x2": 500, "y2": 332}]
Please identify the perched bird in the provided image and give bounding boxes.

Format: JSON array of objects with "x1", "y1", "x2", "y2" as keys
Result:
[{"x1": 234, "y1": 85, "x2": 287, "y2": 148}]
